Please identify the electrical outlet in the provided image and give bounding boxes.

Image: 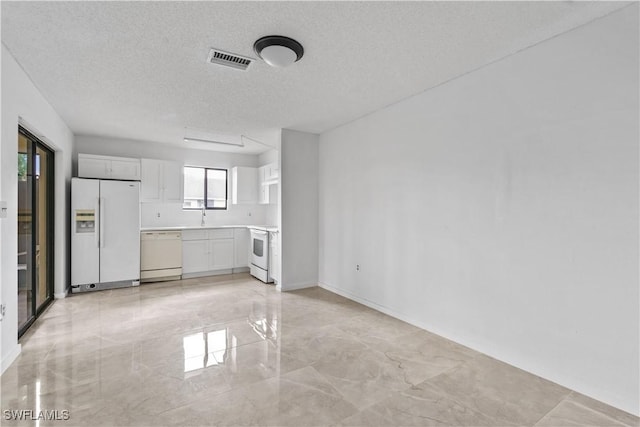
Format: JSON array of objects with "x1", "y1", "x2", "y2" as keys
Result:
[
  {"x1": 356, "y1": 264, "x2": 360, "y2": 271},
  {"x1": 156, "y1": 212, "x2": 161, "y2": 218},
  {"x1": 0, "y1": 303, "x2": 6, "y2": 321}
]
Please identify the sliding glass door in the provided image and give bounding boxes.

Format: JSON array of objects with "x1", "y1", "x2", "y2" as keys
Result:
[{"x1": 18, "y1": 127, "x2": 54, "y2": 337}]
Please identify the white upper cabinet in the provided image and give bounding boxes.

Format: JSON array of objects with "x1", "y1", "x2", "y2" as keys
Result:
[
  {"x1": 258, "y1": 183, "x2": 270, "y2": 205},
  {"x1": 78, "y1": 155, "x2": 109, "y2": 178},
  {"x1": 265, "y1": 162, "x2": 279, "y2": 183},
  {"x1": 231, "y1": 167, "x2": 258, "y2": 204},
  {"x1": 258, "y1": 165, "x2": 267, "y2": 186},
  {"x1": 110, "y1": 158, "x2": 141, "y2": 180},
  {"x1": 162, "y1": 161, "x2": 183, "y2": 203},
  {"x1": 141, "y1": 159, "x2": 162, "y2": 201},
  {"x1": 258, "y1": 162, "x2": 278, "y2": 205},
  {"x1": 78, "y1": 154, "x2": 141, "y2": 181},
  {"x1": 258, "y1": 163, "x2": 279, "y2": 185},
  {"x1": 231, "y1": 164, "x2": 277, "y2": 205},
  {"x1": 141, "y1": 159, "x2": 183, "y2": 203}
]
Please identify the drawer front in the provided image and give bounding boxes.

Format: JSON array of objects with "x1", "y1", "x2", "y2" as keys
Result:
[
  {"x1": 208, "y1": 229, "x2": 234, "y2": 240},
  {"x1": 182, "y1": 229, "x2": 208, "y2": 241}
]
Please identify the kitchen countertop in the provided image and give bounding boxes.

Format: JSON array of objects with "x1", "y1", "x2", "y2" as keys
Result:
[{"x1": 141, "y1": 225, "x2": 278, "y2": 232}]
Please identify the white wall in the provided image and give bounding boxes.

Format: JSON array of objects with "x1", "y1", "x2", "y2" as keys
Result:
[
  {"x1": 318, "y1": 5, "x2": 639, "y2": 416},
  {"x1": 280, "y1": 129, "x2": 318, "y2": 291},
  {"x1": 75, "y1": 135, "x2": 269, "y2": 228},
  {"x1": 1, "y1": 45, "x2": 74, "y2": 373},
  {"x1": 258, "y1": 148, "x2": 278, "y2": 165}
]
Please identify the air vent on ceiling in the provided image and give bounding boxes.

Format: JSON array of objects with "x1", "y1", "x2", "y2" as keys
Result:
[{"x1": 207, "y1": 48, "x2": 253, "y2": 71}]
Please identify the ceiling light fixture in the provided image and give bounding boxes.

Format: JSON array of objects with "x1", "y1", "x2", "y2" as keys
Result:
[
  {"x1": 183, "y1": 137, "x2": 244, "y2": 147},
  {"x1": 253, "y1": 35, "x2": 304, "y2": 68}
]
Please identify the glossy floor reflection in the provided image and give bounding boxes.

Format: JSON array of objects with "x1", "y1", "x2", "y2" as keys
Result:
[{"x1": 2, "y1": 274, "x2": 638, "y2": 426}]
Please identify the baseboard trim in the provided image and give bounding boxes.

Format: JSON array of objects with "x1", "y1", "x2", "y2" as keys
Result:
[
  {"x1": 54, "y1": 289, "x2": 68, "y2": 299},
  {"x1": 318, "y1": 281, "x2": 639, "y2": 417},
  {"x1": 281, "y1": 281, "x2": 317, "y2": 291},
  {"x1": 182, "y1": 269, "x2": 231, "y2": 279},
  {"x1": 318, "y1": 282, "x2": 412, "y2": 323},
  {"x1": 0, "y1": 344, "x2": 22, "y2": 375}
]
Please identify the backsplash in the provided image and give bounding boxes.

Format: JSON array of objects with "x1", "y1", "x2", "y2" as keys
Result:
[{"x1": 141, "y1": 202, "x2": 268, "y2": 228}]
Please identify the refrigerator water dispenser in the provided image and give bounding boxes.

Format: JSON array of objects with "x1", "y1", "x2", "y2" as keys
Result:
[{"x1": 75, "y1": 209, "x2": 95, "y2": 233}]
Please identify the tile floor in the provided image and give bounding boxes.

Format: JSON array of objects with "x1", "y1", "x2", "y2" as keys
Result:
[{"x1": 1, "y1": 273, "x2": 638, "y2": 427}]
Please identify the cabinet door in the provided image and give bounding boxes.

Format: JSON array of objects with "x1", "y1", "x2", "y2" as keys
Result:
[
  {"x1": 182, "y1": 240, "x2": 209, "y2": 274},
  {"x1": 163, "y1": 161, "x2": 183, "y2": 203},
  {"x1": 140, "y1": 159, "x2": 162, "y2": 202},
  {"x1": 267, "y1": 162, "x2": 279, "y2": 181},
  {"x1": 110, "y1": 159, "x2": 141, "y2": 180},
  {"x1": 233, "y1": 228, "x2": 249, "y2": 268},
  {"x1": 258, "y1": 184, "x2": 269, "y2": 205},
  {"x1": 209, "y1": 239, "x2": 234, "y2": 270},
  {"x1": 78, "y1": 156, "x2": 110, "y2": 179},
  {"x1": 258, "y1": 165, "x2": 268, "y2": 184}
]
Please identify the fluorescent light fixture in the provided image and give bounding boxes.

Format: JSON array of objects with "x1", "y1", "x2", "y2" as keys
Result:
[{"x1": 183, "y1": 137, "x2": 244, "y2": 147}]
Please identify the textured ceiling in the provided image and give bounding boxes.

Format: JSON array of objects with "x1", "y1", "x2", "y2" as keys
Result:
[{"x1": 1, "y1": 1, "x2": 630, "y2": 153}]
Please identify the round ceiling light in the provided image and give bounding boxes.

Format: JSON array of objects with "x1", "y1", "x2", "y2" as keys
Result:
[{"x1": 253, "y1": 35, "x2": 304, "y2": 68}]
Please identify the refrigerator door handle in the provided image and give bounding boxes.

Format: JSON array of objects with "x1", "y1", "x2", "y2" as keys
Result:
[
  {"x1": 99, "y1": 197, "x2": 105, "y2": 248},
  {"x1": 95, "y1": 197, "x2": 100, "y2": 247}
]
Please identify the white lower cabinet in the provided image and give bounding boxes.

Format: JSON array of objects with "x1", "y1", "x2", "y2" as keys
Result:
[
  {"x1": 182, "y1": 227, "x2": 249, "y2": 277},
  {"x1": 234, "y1": 228, "x2": 249, "y2": 268},
  {"x1": 209, "y1": 239, "x2": 234, "y2": 270},
  {"x1": 182, "y1": 240, "x2": 209, "y2": 274}
]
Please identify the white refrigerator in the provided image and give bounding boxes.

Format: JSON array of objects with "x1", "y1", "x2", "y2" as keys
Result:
[{"x1": 71, "y1": 178, "x2": 140, "y2": 292}]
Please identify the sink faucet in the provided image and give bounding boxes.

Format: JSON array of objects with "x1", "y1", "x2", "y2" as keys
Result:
[{"x1": 200, "y1": 206, "x2": 206, "y2": 226}]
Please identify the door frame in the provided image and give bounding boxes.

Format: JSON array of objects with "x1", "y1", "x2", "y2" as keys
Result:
[{"x1": 18, "y1": 125, "x2": 55, "y2": 338}]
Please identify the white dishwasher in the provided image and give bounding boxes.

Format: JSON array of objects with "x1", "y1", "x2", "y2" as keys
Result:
[{"x1": 140, "y1": 231, "x2": 182, "y2": 282}]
